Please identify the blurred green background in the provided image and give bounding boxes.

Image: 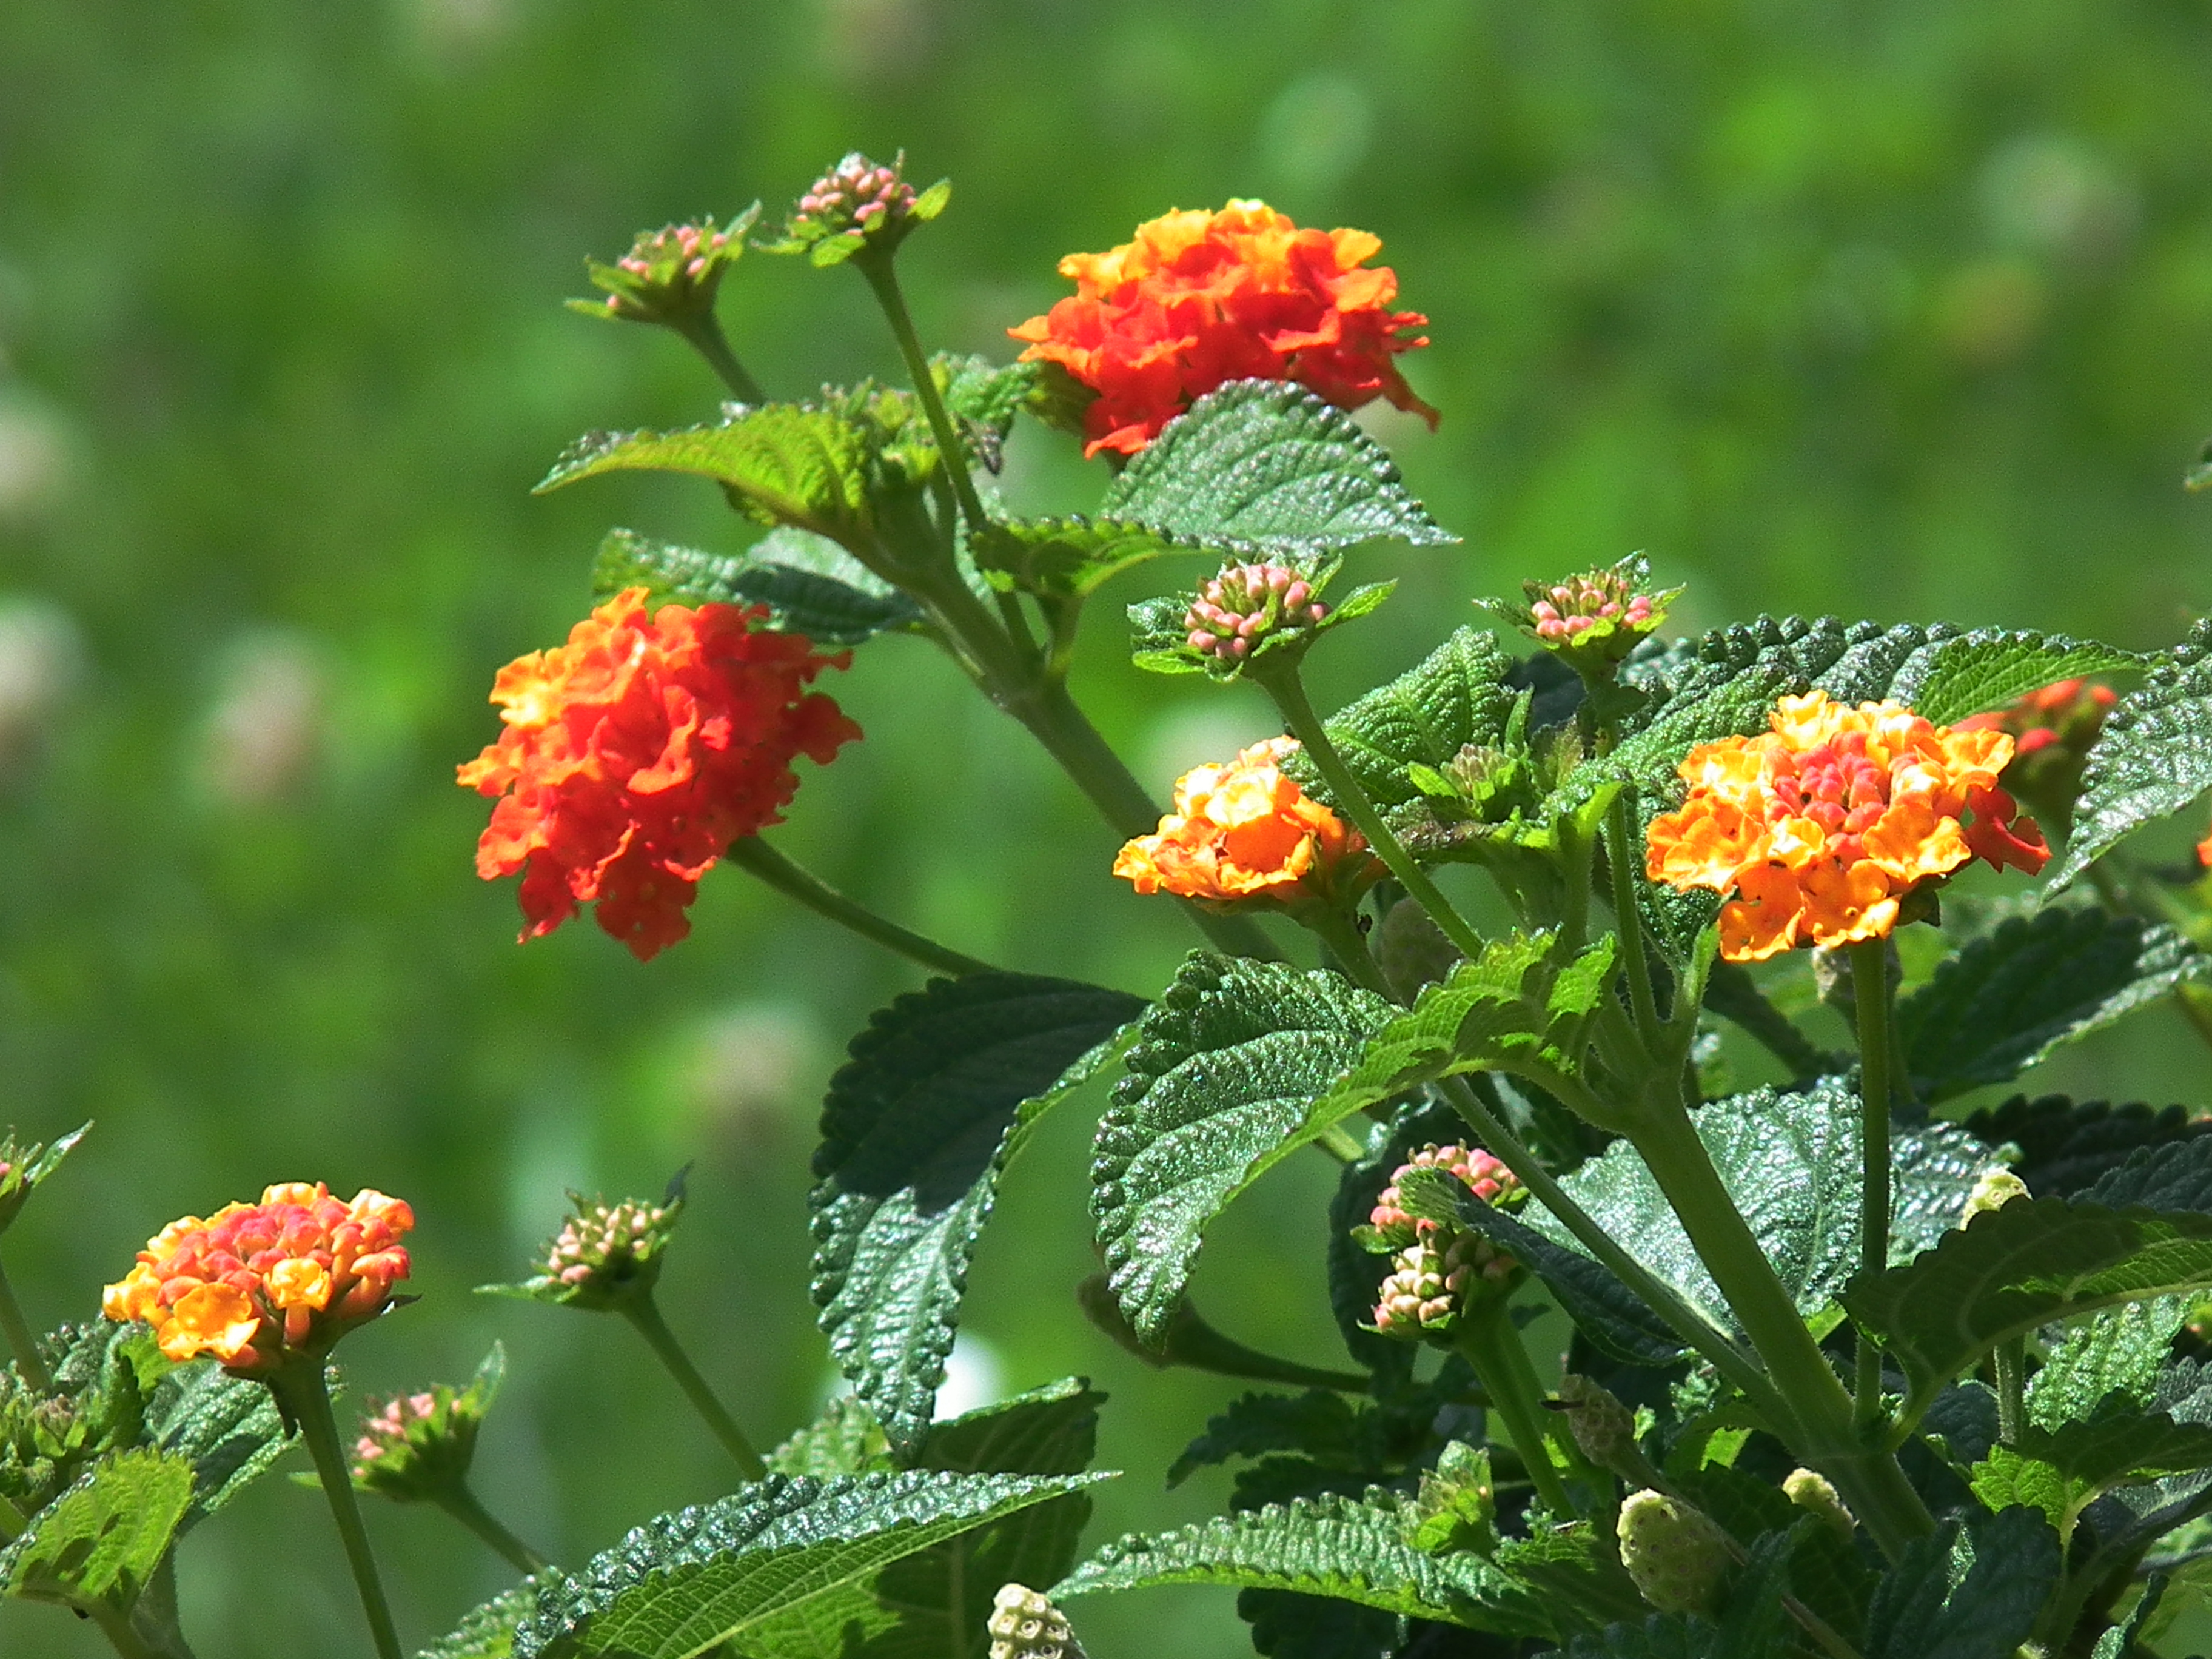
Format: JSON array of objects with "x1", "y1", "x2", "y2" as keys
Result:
[{"x1": 5, "y1": 1, "x2": 2212, "y2": 1654}]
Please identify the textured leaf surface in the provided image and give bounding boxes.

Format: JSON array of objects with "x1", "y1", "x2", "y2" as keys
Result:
[
  {"x1": 1053, "y1": 1493, "x2": 1550, "y2": 1637},
  {"x1": 2049, "y1": 620, "x2": 2212, "y2": 890},
  {"x1": 1886, "y1": 631, "x2": 2144, "y2": 727},
  {"x1": 144, "y1": 1353, "x2": 292, "y2": 1528},
  {"x1": 1900, "y1": 908, "x2": 2207, "y2": 1101},
  {"x1": 768, "y1": 1396, "x2": 895, "y2": 1478},
  {"x1": 1101, "y1": 380, "x2": 1455, "y2": 555},
  {"x1": 813, "y1": 974, "x2": 1142, "y2": 1458},
  {"x1": 1238, "y1": 1589, "x2": 1401, "y2": 1659},
  {"x1": 1973, "y1": 1410, "x2": 2212, "y2": 1536},
  {"x1": 593, "y1": 527, "x2": 922, "y2": 645},
  {"x1": 1289, "y1": 627, "x2": 1518, "y2": 813},
  {"x1": 2027, "y1": 1299, "x2": 2190, "y2": 1431},
  {"x1": 418, "y1": 1585, "x2": 537, "y2": 1659},
  {"x1": 514, "y1": 1472, "x2": 1101, "y2": 1659},
  {"x1": 2, "y1": 1448, "x2": 193, "y2": 1611},
  {"x1": 1962, "y1": 1095, "x2": 2212, "y2": 1198},
  {"x1": 1862, "y1": 1507, "x2": 2061, "y2": 1659},
  {"x1": 1092, "y1": 955, "x2": 1393, "y2": 1344},
  {"x1": 972, "y1": 517, "x2": 1186, "y2": 598}
]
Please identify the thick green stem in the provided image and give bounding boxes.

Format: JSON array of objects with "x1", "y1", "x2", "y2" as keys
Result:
[
  {"x1": 1994, "y1": 1339, "x2": 2026, "y2": 1447},
  {"x1": 269, "y1": 1363, "x2": 404, "y2": 1659},
  {"x1": 126, "y1": 1552, "x2": 197, "y2": 1659},
  {"x1": 1459, "y1": 1302, "x2": 1575, "y2": 1516},
  {"x1": 1302, "y1": 904, "x2": 1396, "y2": 1001},
  {"x1": 1316, "y1": 1122, "x2": 1367, "y2": 1162},
  {"x1": 622, "y1": 1295, "x2": 766, "y2": 1480},
  {"x1": 725, "y1": 837, "x2": 997, "y2": 977},
  {"x1": 1606, "y1": 794, "x2": 1662, "y2": 1042},
  {"x1": 671, "y1": 313, "x2": 768, "y2": 405},
  {"x1": 1262, "y1": 668, "x2": 1486, "y2": 962},
  {"x1": 857, "y1": 255, "x2": 992, "y2": 536},
  {"x1": 0, "y1": 1259, "x2": 51, "y2": 1393},
  {"x1": 90, "y1": 1605, "x2": 164, "y2": 1659},
  {"x1": 1850, "y1": 937, "x2": 1894, "y2": 1431},
  {"x1": 437, "y1": 1483, "x2": 551, "y2": 1577}
]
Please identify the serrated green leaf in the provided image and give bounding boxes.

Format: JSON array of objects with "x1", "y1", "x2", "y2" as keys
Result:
[
  {"x1": 931, "y1": 354, "x2": 1037, "y2": 468},
  {"x1": 2079, "y1": 1131, "x2": 2212, "y2": 1212},
  {"x1": 1886, "y1": 630, "x2": 2145, "y2": 728},
  {"x1": 145, "y1": 1353, "x2": 292, "y2": 1529},
  {"x1": 768, "y1": 1396, "x2": 895, "y2": 1479},
  {"x1": 812, "y1": 974, "x2": 1142, "y2": 1459},
  {"x1": 1899, "y1": 908, "x2": 2207, "y2": 1101},
  {"x1": 2028, "y1": 1299, "x2": 2191, "y2": 1432},
  {"x1": 1100, "y1": 379, "x2": 1455, "y2": 555},
  {"x1": 1962, "y1": 1094, "x2": 2212, "y2": 1198},
  {"x1": 2, "y1": 1447, "x2": 193, "y2": 1613},
  {"x1": 1053, "y1": 1492, "x2": 1552, "y2": 1637},
  {"x1": 1287, "y1": 628, "x2": 1518, "y2": 814},
  {"x1": 2048, "y1": 620, "x2": 2212, "y2": 891},
  {"x1": 1091, "y1": 954, "x2": 1395, "y2": 1344},
  {"x1": 1843, "y1": 1190, "x2": 2212, "y2": 1421},
  {"x1": 535, "y1": 406, "x2": 880, "y2": 543},
  {"x1": 973, "y1": 517, "x2": 1186, "y2": 599},
  {"x1": 514, "y1": 1471, "x2": 1105, "y2": 1659},
  {"x1": 592, "y1": 528, "x2": 923, "y2": 645},
  {"x1": 418, "y1": 1584, "x2": 539, "y2": 1659},
  {"x1": 1973, "y1": 1410, "x2": 2212, "y2": 1540},
  {"x1": 1862, "y1": 1507, "x2": 2061, "y2": 1659},
  {"x1": 1168, "y1": 1392, "x2": 1370, "y2": 1489},
  {"x1": 1494, "y1": 1520, "x2": 1651, "y2": 1633}
]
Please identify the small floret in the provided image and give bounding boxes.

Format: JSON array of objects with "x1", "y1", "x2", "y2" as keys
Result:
[{"x1": 1113, "y1": 738, "x2": 1373, "y2": 907}]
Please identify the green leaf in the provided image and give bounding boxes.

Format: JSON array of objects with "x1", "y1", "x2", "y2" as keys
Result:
[
  {"x1": 1287, "y1": 628, "x2": 1519, "y2": 814},
  {"x1": 1512, "y1": 1079, "x2": 1989, "y2": 1335},
  {"x1": 1238, "y1": 1590, "x2": 1401, "y2": 1659},
  {"x1": 1168, "y1": 1392, "x2": 1370, "y2": 1489},
  {"x1": 2027, "y1": 1299, "x2": 2191, "y2": 1432},
  {"x1": 1962, "y1": 1094, "x2": 2212, "y2": 1198},
  {"x1": 931, "y1": 354, "x2": 1038, "y2": 469},
  {"x1": 1053, "y1": 1492, "x2": 1552, "y2": 1638},
  {"x1": 144, "y1": 1352, "x2": 292, "y2": 1528},
  {"x1": 2093, "y1": 1573, "x2": 2167, "y2": 1659},
  {"x1": 1862, "y1": 1507, "x2": 2061, "y2": 1659},
  {"x1": 592, "y1": 528, "x2": 923, "y2": 646},
  {"x1": 1842, "y1": 1191, "x2": 2212, "y2": 1420},
  {"x1": 1100, "y1": 379, "x2": 1455, "y2": 555},
  {"x1": 1091, "y1": 954, "x2": 1395, "y2": 1344},
  {"x1": 535, "y1": 406, "x2": 879, "y2": 543},
  {"x1": 1886, "y1": 630, "x2": 2145, "y2": 728},
  {"x1": 973, "y1": 517, "x2": 1187, "y2": 600},
  {"x1": 1, "y1": 1447, "x2": 193, "y2": 1614},
  {"x1": 1973, "y1": 1410, "x2": 2212, "y2": 1538},
  {"x1": 2048, "y1": 620, "x2": 2212, "y2": 891},
  {"x1": 1555, "y1": 1527, "x2": 1796, "y2": 1659},
  {"x1": 418, "y1": 1584, "x2": 538, "y2": 1659},
  {"x1": 0, "y1": 1120, "x2": 86, "y2": 1232},
  {"x1": 767, "y1": 1396, "x2": 895, "y2": 1478},
  {"x1": 512, "y1": 1470, "x2": 1105, "y2": 1659},
  {"x1": 1899, "y1": 908, "x2": 2208, "y2": 1101},
  {"x1": 812, "y1": 974, "x2": 1143, "y2": 1460}
]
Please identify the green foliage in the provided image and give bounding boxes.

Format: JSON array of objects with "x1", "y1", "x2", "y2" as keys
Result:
[
  {"x1": 1884, "y1": 631, "x2": 2145, "y2": 727},
  {"x1": 592, "y1": 527, "x2": 924, "y2": 645},
  {"x1": 512, "y1": 1470, "x2": 1104, "y2": 1659},
  {"x1": 811, "y1": 974, "x2": 1141, "y2": 1458},
  {"x1": 1, "y1": 1447, "x2": 193, "y2": 1617},
  {"x1": 1287, "y1": 628, "x2": 1519, "y2": 816},
  {"x1": 1238, "y1": 1591, "x2": 1401, "y2": 1659},
  {"x1": 0, "y1": 1122, "x2": 86, "y2": 1233},
  {"x1": 418, "y1": 1586, "x2": 538, "y2": 1659},
  {"x1": 977, "y1": 518, "x2": 1195, "y2": 601},
  {"x1": 1972, "y1": 1410, "x2": 2212, "y2": 1539},
  {"x1": 1961, "y1": 1094, "x2": 2212, "y2": 1197},
  {"x1": 2048, "y1": 620, "x2": 2212, "y2": 891},
  {"x1": 1860, "y1": 1507, "x2": 2062, "y2": 1659},
  {"x1": 768, "y1": 1396, "x2": 895, "y2": 1479},
  {"x1": 1091, "y1": 954, "x2": 1393, "y2": 1344},
  {"x1": 1053, "y1": 1492, "x2": 1551, "y2": 1638},
  {"x1": 931, "y1": 354, "x2": 1039, "y2": 469},
  {"x1": 1553, "y1": 1528, "x2": 1795, "y2": 1659},
  {"x1": 2027, "y1": 1299, "x2": 2190, "y2": 1431},
  {"x1": 142, "y1": 1350, "x2": 291, "y2": 1528},
  {"x1": 1899, "y1": 908, "x2": 2208, "y2": 1101}
]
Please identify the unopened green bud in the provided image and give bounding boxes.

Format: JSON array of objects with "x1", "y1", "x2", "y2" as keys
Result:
[
  {"x1": 1557, "y1": 1375, "x2": 1640, "y2": 1477},
  {"x1": 1961, "y1": 1168, "x2": 2029, "y2": 1225},
  {"x1": 483, "y1": 1170, "x2": 689, "y2": 1311},
  {"x1": 574, "y1": 212, "x2": 757, "y2": 328},
  {"x1": 987, "y1": 1583, "x2": 1085, "y2": 1659},
  {"x1": 1782, "y1": 1467, "x2": 1854, "y2": 1541},
  {"x1": 1617, "y1": 1489, "x2": 1732, "y2": 1615}
]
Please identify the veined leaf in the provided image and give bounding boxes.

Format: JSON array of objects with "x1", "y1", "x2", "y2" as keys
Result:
[
  {"x1": 2027, "y1": 1299, "x2": 2192, "y2": 1431},
  {"x1": 420, "y1": 1584, "x2": 538, "y2": 1659},
  {"x1": 1886, "y1": 631, "x2": 2145, "y2": 727},
  {"x1": 1287, "y1": 627, "x2": 1518, "y2": 814},
  {"x1": 1962, "y1": 1094, "x2": 2212, "y2": 1198},
  {"x1": 1091, "y1": 954, "x2": 1394, "y2": 1344},
  {"x1": 1899, "y1": 908, "x2": 2207, "y2": 1101},
  {"x1": 1973, "y1": 1410, "x2": 2212, "y2": 1540},
  {"x1": 812, "y1": 974, "x2": 1142, "y2": 1458},
  {"x1": 768, "y1": 1396, "x2": 895, "y2": 1479},
  {"x1": 1053, "y1": 1492, "x2": 1552, "y2": 1637},
  {"x1": 971, "y1": 517, "x2": 1186, "y2": 600},
  {"x1": 593, "y1": 528, "x2": 923, "y2": 645},
  {"x1": 1238, "y1": 1590, "x2": 1401, "y2": 1659},
  {"x1": 1, "y1": 1448, "x2": 193, "y2": 1614},
  {"x1": 1861, "y1": 1506, "x2": 2060, "y2": 1659},
  {"x1": 145, "y1": 1352, "x2": 291, "y2": 1528},
  {"x1": 2049, "y1": 620, "x2": 2212, "y2": 891},
  {"x1": 512, "y1": 1471, "x2": 1105, "y2": 1659},
  {"x1": 932, "y1": 354, "x2": 1039, "y2": 469},
  {"x1": 1101, "y1": 380, "x2": 1455, "y2": 555}
]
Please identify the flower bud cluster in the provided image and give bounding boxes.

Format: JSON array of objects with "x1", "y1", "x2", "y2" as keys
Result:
[
  {"x1": 0, "y1": 1124, "x2": 81, "y2": 1236},
  {"x1": 987, "y1": 1583, "x2": 1085, "y2": 1659},
  {"x1": 525, "y1": 1187, "x2": 685, "y2": 1310},
  {"x1": 768, "y1": 152, "x2": 944, "y2": 265},
  {"x1": 579, "y1": 213, "x2": 753, "y2": 327},
  {"x1": 349, "y1": 1353, "x2": 498, "y2": 1504},
  {"x1": 1182, "y1": 563, "x2": 1329, "y2": 662},
  {"x1": 1487, "y1": 557, "x2": 1677, "y2": 677},
  {"x1": 1367, "y1": 1144, "x2": 1521, "y2": 1248},
  {"x1": 1371, "y1": 1233, "x2": 1517, "y2": 1338}
]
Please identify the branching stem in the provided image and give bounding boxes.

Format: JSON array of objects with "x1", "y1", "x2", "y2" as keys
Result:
[
  {"x1": 436, "y1": 1483, "x2": 552, "y2": 1577},
  {"x1": 725, "y1": 837, "x2": 996, "y2": 978},
  {"x1": 1849, "y1": 936, "x2": 1894, "y2": 1432},
  {"x1": 622, "y1": 1294, "x2": 766, "y2": 1480}
]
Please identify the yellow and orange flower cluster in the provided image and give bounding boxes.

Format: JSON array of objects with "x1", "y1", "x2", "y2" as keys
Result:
[
  {"x1": 103, "y1": 1183, "x2": 414, "y2": 1373},
  {"x1": 1646, "y1": 691, "x2": 2049, "y2": 962},
  {"x1": 458, "y1": 588, "x2": 861, "y2": 960},
  {"x1": 1113, "y1": 737, "x2": 1372, "y2": 905},
  {"x1": 1010, "y1": 201, "x2": 1436, "y2": 459}
]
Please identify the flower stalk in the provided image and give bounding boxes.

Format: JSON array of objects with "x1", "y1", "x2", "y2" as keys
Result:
[
  {"x1": 671, "y1": 312, "x2": 768, "y2": 406},
  {"x1": 724, "y1": 837, "x2": 997, "y2": 978},
  {"x1": 1456, "y1": 1302, "x2": 1574, "y2": 1517},
  {"x1": 268, "y1": 1361, "x2": 405, "y2": 1659},
  {"x1": 621, "y1": 1293, "x2": 766, "y2": 1480},
  {"x1": 0, "y1": 1258, "x2": 50, "y2": 1393},
  {"x1": 434, "y1": 1483, "x2": 550, "y2": 1577},
  {"x1": 1850, "y1": 937, "x2": 1895, "y2": 1429}
]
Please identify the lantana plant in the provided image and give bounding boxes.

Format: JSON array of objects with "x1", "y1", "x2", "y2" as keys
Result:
[{"x1": 10, "y1": 150, "x2": 2212, "y2": 1659}]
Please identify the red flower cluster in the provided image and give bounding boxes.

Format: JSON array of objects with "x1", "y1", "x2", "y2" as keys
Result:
[
  {"x1": 458, "y1": 589, "x2": 860, "y2": 960},
  {"x1": 1010, "y1": 201, "x2": 1436, "y2": 458}
]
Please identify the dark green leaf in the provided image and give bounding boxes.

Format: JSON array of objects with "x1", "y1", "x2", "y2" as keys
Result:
[
  {"x1": 768, "y1": 1396, "x2": 895, "y2": 1479},
  {"x1": 2081, "y1": 1132, "x2": 2212, "y2": 1212},
  {"x1": 813, "y1": 974, "x2": 1142, "y2": 1459},
  {"x1": 1239, "y1": 1589, "x2": 1402, "y2": 1659},
  {"x1": 145, "y1": 1353, "x2": 292, "y2": 1528},
  {"x1": 1702, "y1": 964, "x2": 1839, "y2": 1081},
  {"x1": 1287, "y1": 628, "x2": 1519, "y2": 814},
  {"x1": 1899, "y1": 908, "x2": 2207, "y2": 1101},
  {"x1": 1168, "y1": 1392, "x2": 1369, "y2": 1488},
  {"x1": 512, "y1": 1471, "x2": 1105, "y2": 1659},
  {"x1": 1862, "y1": 1507, "x2": 2061, "y2": 1659},
  {"x1": 592, "y1": 527, "x2": 923, "y2": 645},
  {"x1": 2027, "y1": 1299, "x2": 2191, "y2": 1432},
  {"x1": 2048, "y1": 620, "x2": 2212, "y2": 891},
  {"x1": 1973, "y1": 1409, "x2": 2212, "y2": 1537},
  {"x1": 1091, "y1": 954, "x2": 1393, "y2": 1344},
  {"x1": 1, "y1": 1448, "x2": 193, "y2": 1614},
  {"x1": 1961, "y1": 1095, "x2": 2212, "y2": 1198},
  {"x1": 1101, "y1": 380, "x2": 1455, "y2": 555},
  {"x1": 1053, "y1": 1492, "x2": 1552, "y2": 1637},
  {"x1": 1886, "y1": 631, "x2": 2145, "y2": 728},
  {"x1": 418, "y1": 1584, "x2": 538, "y2": 1659}
]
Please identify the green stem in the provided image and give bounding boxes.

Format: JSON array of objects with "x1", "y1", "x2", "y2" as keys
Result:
[
  {"x1": 437, "y1": 1482, "x2": 552, "y2": 1577},
  {"x1": 856, "y1": 253, "x2": 993, "y2": 536},
  {"x1": 89, "y1": 1605, "x2": 164, "y2": 1659},
  {"x1": 1261, "y1": 668, "x2": 1486, "y2": 962},
  {"x1": 0, "y1": 1259, "x2": 51, "y2": 1393},
  {"x1": 725, "y1": 837, "x2": 997, "y2": 977},
  {"x1": 1459, "y1": 1302, "x2": 1574, "y2": 1515},
  {"x1": 1078, "y1": 1277, "x2": 1372, "y2": 1394},
  {"x1": 1606, "y1": 793, "x2": 1662, "y2": 1042},
  {"x1": 1994, "y1": 1338, "x2": 2026, "y2": 1447},
  {"x1": 1302, "y1": 903, "x2": 1397, "y2": 1001},
  {"x1": 622, "y1": 1295, "x2": 766, "y2": 1479},
  {"x1": 269, "y1": 1362, "x2": 404, "y2": 1659},
  {"x1": 1316, "y1": 1122, "x2": 1367, "y2": 1162},
  {"x1": 671, "y1": 313, "x2": 768, "y2": 405},
  {"x1": 127, "y1": 1552, "x2": 197, "y2": 1659},
  {"x1": 1849, "y1": 937, "x2": 1894, "y2": 1431}
]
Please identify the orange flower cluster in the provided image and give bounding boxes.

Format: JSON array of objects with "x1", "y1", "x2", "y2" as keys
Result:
[
  {"x1": 458, "y1": 589, "x2": 860, "y2": 960},
  {"x1": 1646, "y1": 691, "x2": 2048, "y2": 962},
  {"x1": 2199, "y1": 825, "x2": 2212, "y2": 870},
  {"x1": 1113, "y1": 737, "x2": 1371, "y2": 905},
  {"x1": 102, "y1": 1183, "x2": 414, "y2": 1373},
  {"x1": 1010, "y1": 201, "x2": 1436, "y2": 458}
]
